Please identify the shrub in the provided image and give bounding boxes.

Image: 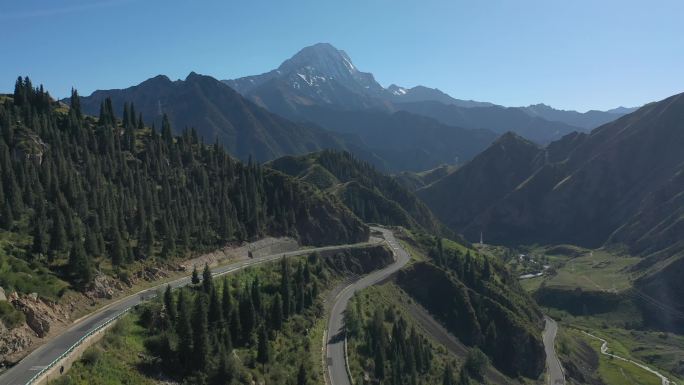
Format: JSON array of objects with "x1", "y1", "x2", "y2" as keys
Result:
[{"x1": 0, "y1": 300, "x2": 26, "y2": 329}]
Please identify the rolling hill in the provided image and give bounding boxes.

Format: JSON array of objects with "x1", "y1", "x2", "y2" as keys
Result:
[{"x1": 268, "y1": 150, "x2": 443, "y2": 233}]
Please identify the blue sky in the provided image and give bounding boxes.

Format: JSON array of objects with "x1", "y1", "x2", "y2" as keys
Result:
[{"x1": 2, "y1": 0, "x2": 682, "y2": 111}]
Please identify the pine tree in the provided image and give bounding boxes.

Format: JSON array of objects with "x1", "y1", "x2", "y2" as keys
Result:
[
  {"x1": 297, "y1": 363, "x2": 308, "y2": 385},
  {"x1": 280, "y1": 258, "x2": 291, "y2": 319},
  {"x1": 0, "y1": 201, "x2": 12, "y2": 230},
  {"x1": 111, "y1": 230, "x2": 125, "y2": 266},
  {"x1": 251, "y1": 276, "x2": 262, "y2": 312},
  {"x1": 191, "y1": 265, "x2": 200, "y2": 285},
  {"x1": 68, "y1": 239, "x2": 92, "y2": 290},
  {"x1": 70, "y1": 88, "x2": 82, "y2": 118},
  {"x1": 48, "y1": 210, "x2": 67, "y2": 259},
  {"x1": 270, "y1": 293, "x2": 283, "y2": 331},
  {"x1": 256, "y1": 326, "x2": 270, "y2": 370},
  {"x1": 31, "y1": 218, "x2": 48, "y2": 256},
  {"x1": 176, "y1": 289, "x2": 193, "y2": 373},
  {"x1": 442, "y1": 363, "x2": 456, "y2": 385},
  {"x1": 191, "y1": 293, "x2": 209, "y2": 371},
  {"x1": 374, "y1": 345, "x2": 386, "y2": 381},
  {"x1": 202, "y1": 263, "x2": 213, "y2": 294},
  {"x1": 164, "y1": 285, "x2": 176, "y2": 324},
  {"x1": 208, "y1": 286, "x2": 222, "y2": 327},
  {"x1": 221, "y1": 277, "x2": 232, "y2": 321}
]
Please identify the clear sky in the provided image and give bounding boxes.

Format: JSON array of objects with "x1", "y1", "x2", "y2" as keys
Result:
[{"x1": 2, "y1": 0, "x2": 682, "y2": 111}]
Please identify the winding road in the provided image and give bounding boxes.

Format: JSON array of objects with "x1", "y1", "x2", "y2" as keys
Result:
[
  {"x1": 582, "y1": 331, "x2": 675, "y2": 385},
  {"x1": 325, "y1": 227, "x2": 410, "y2": 385},
  {"x1": 0, "y1": 238, "x2": 382, "y2": 385},
  {"x1": 543, "y1": 316, "x2": 565, "y2": 385}
]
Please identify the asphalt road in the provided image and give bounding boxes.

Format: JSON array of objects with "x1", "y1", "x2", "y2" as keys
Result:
[
  {"x1": 543, "y1": 316, "x2": 566, "y2": 385},
  {"x1": 325, "y1": 227, "x2": 410, "y2": 385},
  {"x1": 0, "y1": 238, "x2": 381, "y2": 385}
]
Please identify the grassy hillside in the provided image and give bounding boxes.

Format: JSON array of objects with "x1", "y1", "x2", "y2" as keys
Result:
[
  {"x1": 269, "y1": 150, "x2": 444, "y2": 234},
  {"x1": 393, "y1": 230, "x2": 545, "y2": 379}
]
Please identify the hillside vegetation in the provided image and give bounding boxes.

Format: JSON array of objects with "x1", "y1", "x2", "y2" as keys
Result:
[
  {"x1": 0, "y1": 77, "x2": 367, "y2": 300},
  {"x1": 418, "y1": 93, "x2": 684, "y2": 331},
  {"x1": 269, "y1": 150, "x2": 443, "y2": 233},
  {"x1": 393, "y1": 231, "x2": 545, "y2": 379},
  {"x1": 56, "y1": 247, "x2": 393, "y2": 385}
]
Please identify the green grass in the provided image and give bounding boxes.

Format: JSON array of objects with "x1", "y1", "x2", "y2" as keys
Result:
[
  {"x1": 581, "y1": 331, "x2": 663, "y2": 385},
  {"x1": 53, "y1": 315, "x2": 156, "y2": 385},
  {"x1": 0, "y1": 300, "x2": 25, "y2": 329},
  {"x1": 0, "y1": 231, "x2": 69, "y2": 301},
  {"x1": 347, "y1": 283, "x2": 459, "y2": 383},
  {"x1": 519, "y1": 275, "x2": 545, "y2": 292},
  {"x1": 546, "y1": 250, "x2": 641, "y2": 292},
  {"x1": 549, "y1": 308, "x2": 684, "y2": 385}
]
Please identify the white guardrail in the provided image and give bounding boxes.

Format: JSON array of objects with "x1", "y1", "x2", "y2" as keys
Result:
[{"x1": 25, "y1": 306, "x2": 135, "y2": 385}]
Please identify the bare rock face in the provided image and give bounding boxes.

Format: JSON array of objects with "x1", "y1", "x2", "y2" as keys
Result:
[
  {"x1": 0, "y1": 287, "x2": 6, "y2": 302},
  {"x1": 9, "y1": 293, "x2": 70, "y2": 339},
  {"x1": 11, "y1": 295, "x2": 51, "y2": 338},
  {"x1": 137, "y1": 266, "x2": 169, "y2": 282},
  {"x1": 0, "y1": 323, "x2": 33, "y2": 366}
]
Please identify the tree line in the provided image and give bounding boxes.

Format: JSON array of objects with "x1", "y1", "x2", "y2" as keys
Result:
[
  {"x1": 0, "y1": 77, "x2": 364, "y2": 293},
  {"x1": 141, "y1": 255, "x2": 322, "y2": 384}
]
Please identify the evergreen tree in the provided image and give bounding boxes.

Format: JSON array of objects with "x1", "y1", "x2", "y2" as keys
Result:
[
  {"x1": 374, "y1": 345, "x2": 386, "y2": 381},
  {"x1": 270, "y1": 293, "x2": 283, "y2": 331},
  {"x1": 176, "y1": 289, "x2": 193, "y2": 373},
  {"x1": 221, "y1": 277, "x2": 232, "y2": 321},
  {"x1": 192, "y1": 265, "x2": 200, "y2": 285},
  {"x1": 442, "y1": 363, "x2": 456, "y2": 385},
  {"x1": 191, "y1": 293, "x2": 209, "y2": 371},
  {"x1": 68, "y1": 239, "x2": 92, "y2": 289},
  {"x1": 297, "y1": 363, "x2": 308, "y2": 385},
  {"x1": 280, "y1": 258, "x2": 291, "y2": 319},
  {"x1": 208, "y1": 286, "x2": 222, "y2": 327},
  {"x1": 0, "y1": 201, "x2": 12, "y2": 230},
  {"x1": 256, "y1": 326, "x2": 270, "y2": 370},
  {"x1": 163, "y1": 285, "x2": 176, "y2": 325},
  {"x1": 202, "y1": 263, "x2": 213, "y2": 294},
  {"x1": 111, "y1": 230, "x2": 125, "y2": 266},
  {"x1": 48, "y1": 210, "x2": 67, "y2": 259}
]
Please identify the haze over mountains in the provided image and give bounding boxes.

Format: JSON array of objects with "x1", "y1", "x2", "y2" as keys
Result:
[
  {"x1": 76, "y1": 43, "x2": 636, "y2": 173},
  {"x1": 224, "y1": 43, "x2": 635, "y2": 142}
]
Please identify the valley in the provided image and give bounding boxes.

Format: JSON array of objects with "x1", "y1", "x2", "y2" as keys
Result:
[{"x1": 1, "y1": 7, "x2": 682, "y2": 384}]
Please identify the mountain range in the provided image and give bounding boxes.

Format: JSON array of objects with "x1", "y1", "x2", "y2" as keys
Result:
[
  {"x1": 224, "y1": 43, "x2": 636, "y2": 144},
  {"x1": 417, "y1": 93, "x2": 684, "y2": 330},
  {"x1": 75, "y1": 43, "x2": 636, "y2": 172},
  {"x1": 75, "y1": 72, "x2": 360, "y2": 162}
]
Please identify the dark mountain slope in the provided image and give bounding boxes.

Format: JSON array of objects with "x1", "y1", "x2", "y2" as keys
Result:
[
  {"x1": 520, "y1": 103, "x2": 636, "y2": 130},
  {"x1": 269, "y1": 150, "x2": 443, "y2": 233},
  {"x1": 75, "y1": 72, "x2": 358, "y2": 162},
  {"x1": 395, "y1": 100, "x2": 583, "y2": 144},
  {"x1": 418, "y1": 93, "x2": 684, "y2": 330},
  {"x1": 296, "y1": 106, "x2": 497, "y2": 172},
  {"x1": 416, "y1": 132, "x2": 543, "y2": 232},
  {"x1": 420, "y1": 93, "x2": 684, "y2": 250}
]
